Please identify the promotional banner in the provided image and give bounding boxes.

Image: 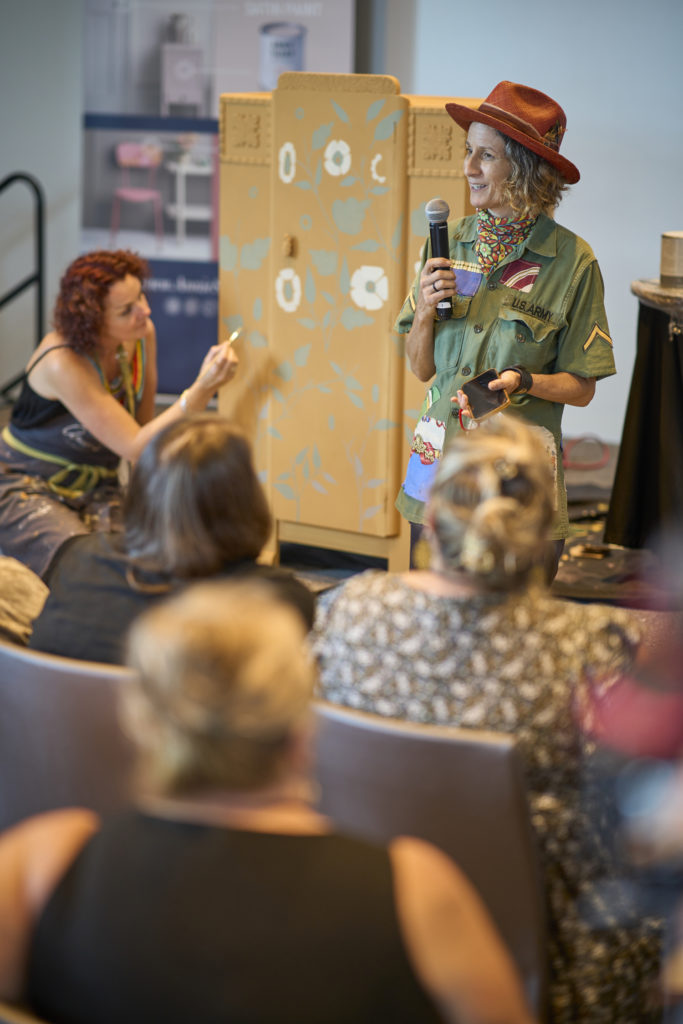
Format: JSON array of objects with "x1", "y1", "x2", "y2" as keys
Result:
[{"x1": 82, "y1": 0, "x2": 354, "y2": 393}]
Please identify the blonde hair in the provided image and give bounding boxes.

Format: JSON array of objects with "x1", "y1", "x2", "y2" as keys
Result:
[
  {"x1": 122, "y1": 581, "x2": 316, "y2": 795},
  {"x1": 500, "y1": 134, "x2": 569, "y2": 218},
  {"x1": 427, "y1": 416, "x2": 554, "y2": 591}
]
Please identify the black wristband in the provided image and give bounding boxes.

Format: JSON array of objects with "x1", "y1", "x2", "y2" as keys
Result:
[{"x1": 500, "y1": 365, "x2": 533, "y2": 395}]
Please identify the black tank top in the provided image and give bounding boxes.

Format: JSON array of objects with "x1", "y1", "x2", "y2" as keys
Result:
[
  {"x1": 8, "y1": 340, "x2": 146, "y2": 470},
  {"x1": 27, "y1": 810, "x2": 444, "y2": 1024}
]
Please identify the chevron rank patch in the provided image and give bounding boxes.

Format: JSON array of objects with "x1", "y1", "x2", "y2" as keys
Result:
[
  {"x1": 499, "y1": 259, "x2": 541, "y2": 293},
  {"x1": 583, "y1": 322, "x2": 613, "y2": 350}
]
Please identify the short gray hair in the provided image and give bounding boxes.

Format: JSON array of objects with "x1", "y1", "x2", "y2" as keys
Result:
[{"x1": 122, "y1": 580, "x2": 316, "y2": 794}]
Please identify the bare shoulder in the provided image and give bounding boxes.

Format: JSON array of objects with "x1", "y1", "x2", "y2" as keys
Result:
[
  {"x1": 390, "y1": 836, "x2": 535, "y2": 1024},
  {"x1": 8, "y1": 808, "x2": 99, "y2": 911},
  {"x1": 0, "y1": 809, "x2": 99, "y2": 999},
  {"x1": 390, "y1": 835, "x2": 471, "y2": 909},
  {"x1": 26, "y1": 333, "x2": 100, "y2": 400}
]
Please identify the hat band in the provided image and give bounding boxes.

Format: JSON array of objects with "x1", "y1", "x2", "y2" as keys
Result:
[{"x1": 479, "y1": 102, "x2": 561, "y2": 152}]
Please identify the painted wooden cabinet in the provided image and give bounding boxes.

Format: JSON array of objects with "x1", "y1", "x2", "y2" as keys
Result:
[{"x1": 218, "y1": 73, "x2": 478, "y2": 569}]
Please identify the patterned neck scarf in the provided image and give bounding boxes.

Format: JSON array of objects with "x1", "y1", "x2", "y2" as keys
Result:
[{"x1": 475, "y1": 209, "x2": 536, "y2": 276}]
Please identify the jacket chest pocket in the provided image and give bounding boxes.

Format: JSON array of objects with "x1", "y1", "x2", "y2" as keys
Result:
[{"x1": 491, "y1": 306, "x2": 559, "y2": 372}]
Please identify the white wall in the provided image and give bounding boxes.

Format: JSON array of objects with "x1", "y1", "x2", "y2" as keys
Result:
[
  {"x1": 0, "y1": 0, "x2": 83, "y2": 389},
  {"x1": 380, "y1": 0, "x2": 683, "y2": 442}
]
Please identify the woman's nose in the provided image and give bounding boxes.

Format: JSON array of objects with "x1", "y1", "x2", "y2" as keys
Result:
[{"x1": 464, "y1": 153, "x2": 479, "y2": 176}]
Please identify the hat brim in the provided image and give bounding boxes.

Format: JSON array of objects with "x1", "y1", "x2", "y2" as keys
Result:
[{"x1": 445, "y1": 101, "x2": 580, "y2": 185}]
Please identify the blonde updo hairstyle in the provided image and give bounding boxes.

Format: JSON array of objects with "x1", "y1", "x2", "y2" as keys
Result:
[
  {"x1": 122, "y1": 580, "x2": 316, "y2": 796},
  {"x1": 426, "y1": 416, "x2": 554, "y2": 591}
]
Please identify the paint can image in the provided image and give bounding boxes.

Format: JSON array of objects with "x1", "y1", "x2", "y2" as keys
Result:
[{"x1": 258, "y1": 22, "x2": 306, "y2": 91}]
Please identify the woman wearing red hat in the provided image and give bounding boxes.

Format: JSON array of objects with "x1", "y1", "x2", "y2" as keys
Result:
[{"x1": 395, "y1": 81, "x2": 617, "y2": 580}]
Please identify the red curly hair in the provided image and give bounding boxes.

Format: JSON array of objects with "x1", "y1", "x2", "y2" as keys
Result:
[{"x1": 53, "y1": 250, "x2": 149, "y2": 354}]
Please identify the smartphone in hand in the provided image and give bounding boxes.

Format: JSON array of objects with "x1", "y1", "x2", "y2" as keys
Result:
[{"x1": 460, "y1": 368, "x2": 510, "y2": 421}]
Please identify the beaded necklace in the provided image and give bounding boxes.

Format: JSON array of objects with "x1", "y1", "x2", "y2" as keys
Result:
[{"x1": 96, "y1": 343, "x2": 136, "y2": 416}]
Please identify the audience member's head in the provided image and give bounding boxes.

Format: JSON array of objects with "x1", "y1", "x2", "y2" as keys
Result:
[
  {"x1": 425, "y1": 415, "x2": 554, "y2": 591},
  {"x1": 123, "y1": 414, "x2": 272, "y2": 579},
  {"x1": 122, "y1": 580, "x2": 315, "y2": 797}
]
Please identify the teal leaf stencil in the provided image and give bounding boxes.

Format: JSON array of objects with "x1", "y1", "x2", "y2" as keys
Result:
[
  {"x1": 268, "y1": 426, "x2": 283, "y2": 439},
  {"x1": 339, "y1": 257, "x2": 350, "y2": 295},
  {"x1": 310, "y1": 250, "x2": 337, "y2": 275},
  {"x1": 374, "y1": 109, "x2": 404, "y2": 141},
  {"x1": 240, "y1": 238, "x2": 270, "y2": 270},
  {"x1": 391, "y1": 213, "x2": 404, "y2": 250},
  {"x1": 275, "y1": 483, "x2": 296, "y2": 500},
  {"x1": 365, "y1": 478, "x2": 385, "y2": 488},
  {"x1": 362, "y1": 505, "x2": 383, "y2": 520},
  {"x1": 271, "y1": 388, "x2": 286, "y2": 405},
  {"x1": 220, "y1": 237, "x2": 238, "y2": 272},
  {"x1": 305, "y1": 267, "x2": 316, "y2": 304},
  {"x1": 275, "y1": 361, "x2": 293, "y2": 381},
  {"x1": 373, "y1": 418, "x2": 399, "y2": 430},
  {"x1": 340, "y1": 176, "x2": 358, "y2": 187},
  {"x1": 351, "y1": 239, "x2": 381, "y2": 252},
  {"x1": 249, "y1": 329, "x2": 268, "y2": 348},
  {"x1": 312, "y1": 445, "x2": 321, "y2": 469},
  {"x1": 411, "y1": 203, "x2": 428, "y2": 237},
  {"x1": 294, "y1": 447, "x2": 309, "y2": 465},
  {"x1": 372, "y1": 385, "x2": 380, "y2": 403},
  {"x1": 295, "y1": 180, "x2": 312, "y2": 190},
  {"x1": 253, "y1": 296, "x2": 262, "y2": 320},
  {"x1": 370, "y1": 185, "x2": 389, "y2": 195},
  {"x1": 311, "y1": 481, "x2": 328, "y2": 494},
  {"x1": 331, "y1": 100, "x2": 349, "y2": 123},
  {"x1": 294, "y1": 344, "x2": 311, "y2": 367},
  {"x1": 346, "y1": 391, "x2": 365, "y2": 409},
  {"x1": 341, "y1": 307, "x2": 374, "y2": 329},
  {"x1": 312, "y1": 122, "x2": 333, "y2": 150},
  {"x1": 297, "y1": 318, "x2": 318, "y2": 329},
  {"x1": 366, "y1": 98, "x2": 386, "y2": 122},
  {"x1": 332, "y1": 197, "x2": 370, "y2": 235}
]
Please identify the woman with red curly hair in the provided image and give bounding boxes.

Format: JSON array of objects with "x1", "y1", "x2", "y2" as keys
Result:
[{"x1": 0, "y1": 249, "x2": 238, "y2": 579}]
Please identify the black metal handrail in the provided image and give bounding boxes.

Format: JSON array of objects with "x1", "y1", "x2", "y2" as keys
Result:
[{"x1": 0, "y1": 172, "x2": 45, "y2": 399}]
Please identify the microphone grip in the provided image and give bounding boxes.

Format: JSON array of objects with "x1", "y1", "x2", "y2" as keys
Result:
[{"x1": 429, "y1": 220, "x2": 452, "y2": 321}]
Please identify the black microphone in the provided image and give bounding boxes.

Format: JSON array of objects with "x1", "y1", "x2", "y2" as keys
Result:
[{"x1": 425, "y1": 197, "x2": 452, "y2": 321}]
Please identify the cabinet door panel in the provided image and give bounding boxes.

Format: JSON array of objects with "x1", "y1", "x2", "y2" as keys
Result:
[{"x1": 268, "y1": 76, "x2": 407, "y2": 536}]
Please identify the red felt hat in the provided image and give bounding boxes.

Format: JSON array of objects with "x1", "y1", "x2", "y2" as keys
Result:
[{"x1": 445, "y1": 81, "x2": 580, "y2": 185}]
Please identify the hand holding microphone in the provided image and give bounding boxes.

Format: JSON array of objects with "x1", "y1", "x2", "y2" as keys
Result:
[{"x1": 424, "y1": 197, "x2": 454, "y2": 321}]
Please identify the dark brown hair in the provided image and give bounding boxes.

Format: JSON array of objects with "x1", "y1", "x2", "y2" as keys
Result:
[
  {"x1": 123, "y1": 415, "x2": 272, "y2": 578},
  {"x1": 53, "y1": 249, "x2": 149, "y2": 354}
]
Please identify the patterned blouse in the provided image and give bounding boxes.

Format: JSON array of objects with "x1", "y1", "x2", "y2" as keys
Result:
[{"x1": 312, "y1": 570, "x2": 663, "y2": 1023}]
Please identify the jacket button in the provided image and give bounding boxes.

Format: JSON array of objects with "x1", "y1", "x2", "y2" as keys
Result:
[
  {"x1": 516, "y1": 332, "x2": 526, "y2": 343},
  {"x1": 473, "y1": 324, "x2": 483, "y2": 334},
  {"x1": 487, "y1": 282, "x2": 496, "y2": 290},
  {"x1": 461, "y1": 365, "x2": 471, "y2": 376}
]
